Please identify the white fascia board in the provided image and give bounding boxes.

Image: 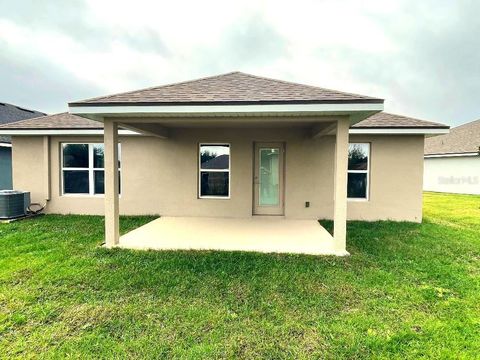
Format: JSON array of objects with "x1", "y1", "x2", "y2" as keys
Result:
[
  {"x1": 69, "y1": 102, "x2": 384, "y2": 116},
  {"x1": 0, "y1": 142, "x2": 12, "y2": 147},
  {"x1": 425, "y1": 152, "x2": 479, "y2": 158},
  {"x1": 0, "y1": 129, "x2": 140, "y2": 136},
  {"x1": 1, "y1": 127, "x2": 450, "y2": 137},
  {"x1": 350, "y1": 128, "x2": 450, "y2": 135}
]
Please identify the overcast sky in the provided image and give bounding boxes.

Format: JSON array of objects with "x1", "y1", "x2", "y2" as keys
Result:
[{"x1": 1, "y1": 0, "x2": 478, "y2": 126}]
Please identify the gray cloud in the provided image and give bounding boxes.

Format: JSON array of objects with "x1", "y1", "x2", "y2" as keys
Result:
[
  {"x1": 220, "y1": 14, "x2": 288, "y2": 67},
  {"x1": 327, "y1": 1, "x2": 480, "y2": 125},
  {"x1": 162, "y1": 13, "x2": 288, "y2": 78},
  {"x1": 0, "y1": 45, "x2": 102, "y2": 113},
  {"x1": 0, "y1": 1, "x2": 478, "y2": 126},
  {"x1": 1, "y1": 0, "x2": 169, "y2": 53}
]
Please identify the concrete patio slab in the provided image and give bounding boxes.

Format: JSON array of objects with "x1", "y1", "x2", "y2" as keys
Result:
[{"x1": 117, "y1": 216, "x2": 348, "y2": 256}]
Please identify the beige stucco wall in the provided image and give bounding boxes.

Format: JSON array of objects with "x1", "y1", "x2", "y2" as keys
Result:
[{"x1": 11, "y1": 128, "x2": 424, "y2": 222}]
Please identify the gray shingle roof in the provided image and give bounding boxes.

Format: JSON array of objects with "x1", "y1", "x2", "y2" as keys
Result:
[
  {"x1": 0, "y1": 102, "x2": 46, "y2": 125},
  {"x1": 0, "y1": 112, "x2": 102, "y2": 129},
  {"x1": 0, "y1": 111, "x2": 447, "y2": 132},
  {"x1": 425, "y1": 119, "x2": 480, "y2": 155},
  {"x1": 353, "y1": 112, "x2": 448, "y2": 129},
  {"x1": 0, "y1": 102, "x2": 47, "y2": 143},
  {"x1": 70, "y1": 71, "x2": 384, "y2": 106}
]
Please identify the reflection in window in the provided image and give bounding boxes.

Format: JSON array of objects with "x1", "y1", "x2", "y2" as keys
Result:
[
  {"x1": 64, "y1": 170, "x2": 89, "y2": 194},
  {"x1": 63, "y1": 144, "x2": 89, "y2": 168},
  {"x1": 348, "y1": 143, "x2": 370, "y2": 199},
  {"x1": 199, "y1": 144, "x2": 230, "y2": 198},
  {"x1": 62, "y1": 143, "x2": 121, "y2": 195}
]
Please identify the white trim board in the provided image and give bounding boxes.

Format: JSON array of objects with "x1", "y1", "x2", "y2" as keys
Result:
[
  {"x1": 69, "y1": 102, "x2": 384, "y2": 116},
  {"x1": 0, "y1": 143, "x2": 12, "y2": 147},
  {"x1": 0, "y1": 128, "x2": 448, "y2": 136},
  {"x1": 425, "y1": 152, "x2": 479, "y2": 158},
  {"x1": 0, "y1": 129, "x2": 140, "y2": 136}
]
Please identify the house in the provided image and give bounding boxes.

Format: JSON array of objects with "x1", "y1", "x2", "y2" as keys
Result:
[
  {"x1": 424, "y1": 119, "x2": 480, "y2": 195},
  {"x1": 0, "y1": 102, "x2": 46, "y2": 189},
  {"x1": 0, "y1": 72, "x2": 449, "y2": 255}
]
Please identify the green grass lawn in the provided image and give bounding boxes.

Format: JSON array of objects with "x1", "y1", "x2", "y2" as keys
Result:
[{"x1": 0, "y1": 193, "x2": 479, "y2": 359}]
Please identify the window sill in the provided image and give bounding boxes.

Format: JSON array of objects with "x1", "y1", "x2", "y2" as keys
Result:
[
  {"x1": 198, "y1": 196, "x2": 230, "y2": 200},
  {"x1": 61, "y1": 194, "x2": 122, "y2": 198},
  {"x1": 348, "y1": 198, "x2": 369, "y2": 202}
]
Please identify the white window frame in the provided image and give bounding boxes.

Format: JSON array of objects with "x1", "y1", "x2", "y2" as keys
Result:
[
  {"x1": 198, "y1": 143, "x2": 231, "y2": 199},
  {"x1": 61, "y1": 142, "x2": 121, "y2": 197},
  {"x1": 347, "y1": 143, "x2": 370, "y2": 202}
]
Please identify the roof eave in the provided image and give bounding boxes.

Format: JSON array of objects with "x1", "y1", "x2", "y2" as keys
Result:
[
  {"x1": 68, "y1": 99, "x2": 384, "y2": 107},
  {"x1": 69, "y1": 102, "x2": 384, "y2": 125},
  {"x1": 0, "y1": 129, "x2": 139, "y2": 136}
]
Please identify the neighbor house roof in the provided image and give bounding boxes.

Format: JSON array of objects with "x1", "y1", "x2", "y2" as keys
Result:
[
  {"x1": 0, "y1": 102, "x2": 47, "y2": 143},
  {"x1": 0, "y1": 102, "x2": 46, "y2": 125},
  {"x1": 425, "y1": 119, "x2": 480, "y2": 156},
  {"x1": 201, "y1": 155, "x2": 229, "y2": 169},
  {"x1": 69, "y1": 71, "x2": 384, "y2": 106},
  {"x1": 0, "y1": 111, "x2": 447, "y2": 133}
]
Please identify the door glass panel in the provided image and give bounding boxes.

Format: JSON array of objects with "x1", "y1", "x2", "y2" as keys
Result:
[{"x1": 259, "y1": 148, "x2": 280, "y2": 206}]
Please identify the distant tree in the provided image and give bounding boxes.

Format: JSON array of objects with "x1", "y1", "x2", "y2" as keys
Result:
[{"x1": 201, "y1": 150, "x2": 216, "y2": 164}]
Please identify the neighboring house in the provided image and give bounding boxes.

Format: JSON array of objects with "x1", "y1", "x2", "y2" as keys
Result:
[
  {"x1": 424, "y1": 119, "x2": 480, "y2": 195},
  {"x1": 0, "y1": 102, "x2": 46, "y2": 189},
  {"x1": 0, "y1": 72, "x2": 449, "y2": 255}
]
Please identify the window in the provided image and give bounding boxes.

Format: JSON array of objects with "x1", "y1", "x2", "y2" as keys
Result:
[
  {"x1": 62, "y1": 143, "x2": 121, "y2": 195},
  {"x1": 348, "y1": 143, "x2": 370, "y2": 200},
  {"x1": 199, "y1": 144, "x2": 230, "y2": 198}
]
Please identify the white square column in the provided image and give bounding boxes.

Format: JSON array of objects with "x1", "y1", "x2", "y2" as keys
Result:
[
  {"x1": 104, "y1": 119, "x2": 120, "y2": 248},
  {"x1": 333, "y1": 118, "x2": 350, "y2": 255}
]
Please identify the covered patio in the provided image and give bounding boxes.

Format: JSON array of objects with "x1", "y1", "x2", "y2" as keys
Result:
[
  {"x1": 96, "y1": 116, "x2": 354, "y2": 256},
  {"x1": 68, "y1": 72, "x2": 384, "y2": 256},
  {"x1": 117, "y1": 216, "x2": 344, "y2": 256},
  {"x1": 96, "y1": 116, "x2": 354, "y2": 255}
]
